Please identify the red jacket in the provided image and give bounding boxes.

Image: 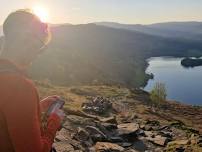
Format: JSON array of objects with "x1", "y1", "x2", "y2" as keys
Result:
[{"x1": 0, "y1": 59, "x2": 60, "y2": 152}]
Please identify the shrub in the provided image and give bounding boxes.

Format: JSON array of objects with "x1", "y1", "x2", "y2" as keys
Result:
[{"x1": 150, "y1": 82, "x2": 167, "y2": 106}]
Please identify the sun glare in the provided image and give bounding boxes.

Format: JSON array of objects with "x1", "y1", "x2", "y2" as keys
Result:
[{"x1": 33, "y1": 5, "x2": 49, "y2": 22}]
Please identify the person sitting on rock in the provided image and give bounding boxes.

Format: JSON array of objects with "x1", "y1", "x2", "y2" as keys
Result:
[{"x1": 0, "y1": 9, "x2": 65, "y2": 152}]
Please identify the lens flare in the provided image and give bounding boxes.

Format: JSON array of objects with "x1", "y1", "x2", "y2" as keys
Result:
[{"x1": 33, "y1": 5, "x2": 49, "y2": 22}]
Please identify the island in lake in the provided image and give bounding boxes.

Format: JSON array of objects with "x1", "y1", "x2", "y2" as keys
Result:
[{"x1": 181, "y1": 58, "x2": 202, "y2": 67}]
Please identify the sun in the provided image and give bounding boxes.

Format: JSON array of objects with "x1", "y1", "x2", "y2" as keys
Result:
[{"x1": 33, "y1": 5, "x2": 49, "y2": 22}]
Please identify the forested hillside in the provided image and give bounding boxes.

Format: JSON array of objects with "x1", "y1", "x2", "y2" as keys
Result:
[{"x1": 28, "y1": 24, "x2": 202, "y2": 87}]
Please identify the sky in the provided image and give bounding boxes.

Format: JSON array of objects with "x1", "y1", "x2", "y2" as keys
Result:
[{"x1": 0, "y1": 0, "x2": 202, "y2": 25}]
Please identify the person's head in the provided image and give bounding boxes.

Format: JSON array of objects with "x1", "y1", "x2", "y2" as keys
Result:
[{"x1": 1, "y1": 9, "x2": 51, "y2": 69}]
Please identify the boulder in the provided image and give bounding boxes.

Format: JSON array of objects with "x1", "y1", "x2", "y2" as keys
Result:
[
  {"x1": 101, "y1": 123, "x2": 117, "y2": 130},
  {"x1": 55, "y1": 128, "x2": 72, "y2": 142},
  {"x1": 66, "y1": 115, "x2": 96, "y2": 127},
  {"x1": 71, "y1": 131, "x2": 93, "y2": 150},
  {"x1": 54, "y1": 142, "x2": 75, "y2": 152},
  {"x1": 95, "y1": 142, "x2": 125, "y2": 152},
  {"x1": 117, "y1": 123, "x2": 139, "y2": 136},
  {"x1": 85, "y1": 126, "x2": 108, "y2": 142},
  {"x1": 147, "y1": 135, "x2": 169, "y2": 146},
  {"x1": 76, "y1": 127, "x2": 90, "y2": 141}
]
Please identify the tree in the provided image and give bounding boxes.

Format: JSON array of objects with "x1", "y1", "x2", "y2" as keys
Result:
[{"x1": 150, "y1": 82, "x2": 167, "y2": 106}]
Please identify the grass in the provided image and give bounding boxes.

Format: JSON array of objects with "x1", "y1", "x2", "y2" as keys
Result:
[
  {"x1": 35, "y1": 81, "x2": 130, "y2": 111},
  {"x1": 35, "y1": 81, "x2": 202, "y2": 134}
]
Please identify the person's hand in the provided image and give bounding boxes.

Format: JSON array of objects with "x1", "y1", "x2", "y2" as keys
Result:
[
  {"x1": 49, "y1": 108, "x2": 65, "y2": 131},
  {"x1": 50, "y1": 108, "x2": 65, "y2": 130},
  {"x1": 52, "y1": 109, "x2": 65, "y2": 121},
  {"x1": 40, "y1": 95, "x2": 61, "y2": 112}
]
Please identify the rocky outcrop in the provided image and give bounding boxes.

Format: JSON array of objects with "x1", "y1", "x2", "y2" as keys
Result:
[
  {"x1": 53, "y1": 96, "x2": 202, "y2": 152},
  {"x1": 82, "y1": 97, "x2": 113, "y2": 115}
]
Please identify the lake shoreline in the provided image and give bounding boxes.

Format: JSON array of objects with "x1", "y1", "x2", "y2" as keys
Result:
[{"x1": 144, "y1": 57, "x2": 202, "y2": 106}]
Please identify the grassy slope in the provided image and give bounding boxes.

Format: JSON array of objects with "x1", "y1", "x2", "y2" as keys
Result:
[{"x1": 36, "y1": 81, "x2": 202, "y2": 134}]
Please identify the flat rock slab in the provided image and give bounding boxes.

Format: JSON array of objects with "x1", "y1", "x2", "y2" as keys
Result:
[
  {"x1": 117, "y1": 123, "x2": 139, "y2": 136},
  {"x1": 95, "y1": 142, "x2": 125, "y2": 152},
  {"x1": 147, "y1": 135, "x2": 168, "y2": 146},
  {"x1": 167, "y1": 139, "x2": 189, "y2": 146},
  {"x1": 100, "y1": 116, "x2": 117, "y2": 124},
  {"x1": 55, "y1": 128, "x2": 72, "y2": 142},
  {"x1": 54, "y1": 141, "x2": 75, "y2": 152}
]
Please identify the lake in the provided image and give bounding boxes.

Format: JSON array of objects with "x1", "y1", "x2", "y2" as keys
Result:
[{"x1": 144, "y1": 57, "x2": 202, "y2": 106}]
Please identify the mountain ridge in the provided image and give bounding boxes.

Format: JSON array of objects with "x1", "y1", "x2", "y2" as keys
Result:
[
  {"x1": 28, "y1": 23, "x2": 202, "y2": 87},
  {"x1": 1, "y1": 22, "x2": 202, "y2": 87},
  {"x1": 95, "y1": 21, "x2": 202, "y2": 41}
]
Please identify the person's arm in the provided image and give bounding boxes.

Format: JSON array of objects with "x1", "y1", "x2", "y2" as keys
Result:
[{"x1": 3, "y1": 76, "x2": 61, "y2": 152}]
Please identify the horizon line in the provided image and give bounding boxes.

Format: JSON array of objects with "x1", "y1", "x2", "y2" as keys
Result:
[
  {"x1": 1, "y1": 20, "x2": 202, "y2": 27},
  {"x1": 48, "y1": 20, "x2": 202, "y2": 26}
]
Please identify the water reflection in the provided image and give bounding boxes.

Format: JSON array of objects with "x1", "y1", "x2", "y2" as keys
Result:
[{"x1": 144, "y1": 57, "x2": 202, "y2": 106}]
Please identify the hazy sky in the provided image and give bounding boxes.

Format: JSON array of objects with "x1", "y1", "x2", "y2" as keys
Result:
[{"x1": 0, "y1": 0, "x2": 202, "y2": 25}]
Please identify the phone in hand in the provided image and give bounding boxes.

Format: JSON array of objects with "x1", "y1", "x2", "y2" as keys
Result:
[{"x1": 46, "y1": 99, "x2": 65, "y2": 116}]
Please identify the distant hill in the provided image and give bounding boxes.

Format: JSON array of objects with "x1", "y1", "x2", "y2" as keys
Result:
[
  {"x1": 149, "y1": 22, "x2": 202, "y2": 33},
  {"x1": 1, "y1": 22, "x2": 202, "y2": 87},
  {"x1": 95, "y1": 22, "x2": 202, "y2": 41},
  {"x1": 29, "y1": 23, "x2": 202, "y2": 87}
]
